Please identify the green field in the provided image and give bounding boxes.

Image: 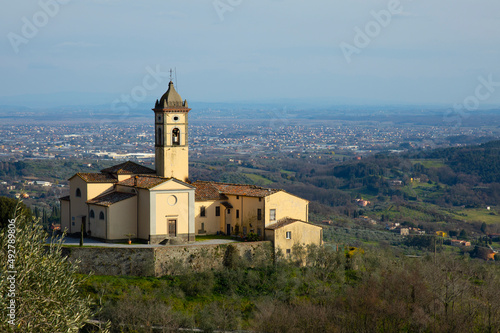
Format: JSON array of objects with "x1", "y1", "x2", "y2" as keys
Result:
[
  {"x1": 242, "y1": 173, "x2": 274, "y2": 185},
  {"x1": 451, "y1": 208, "x2": 500, "y2": 224},
  {"x1": 410, "y1": 159, "x2": 446, "y2": 168}
]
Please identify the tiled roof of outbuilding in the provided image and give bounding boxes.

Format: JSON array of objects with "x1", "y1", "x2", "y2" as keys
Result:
[{"x1": 265, "y1": 218, "x2": 323, "y2": 230}]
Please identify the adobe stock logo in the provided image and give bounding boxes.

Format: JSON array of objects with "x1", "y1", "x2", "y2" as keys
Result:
[
  {"x1": 444, "y1": 74, "x2": 500, "y2": 127},
  {"x1": 213, "y1": 0, "x2": 243, "y2": 21},
  {"x1": 7, "y1": 0, "x2": 71, "y2": 54},
  {"x1": 339, "y1": 0, "x2": 406, "y2": 64}
]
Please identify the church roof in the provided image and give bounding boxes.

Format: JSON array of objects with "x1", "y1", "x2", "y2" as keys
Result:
[
  {"x1": 87, "y1": 191, "x2": 136, "y2": 207},
  {"x1": 101, "y1": 161, "x2": 155, "y2": 175},
  {"x1": 117, "y1": 175, "x2": 195, "y2": 190},
  {"x1": 155, "y1": 81, "x2": 189, "y2": 109},
  {"x1": 117, "y1": 175, "x2": 170, "y2": 189},
  {"x1": 192, "y1": 181, "x2": 281, "y2": 200},
  {"x1": 118, "y1": 175, "x2": 169, "y2": 189},
  {"x1": 70, "y1": 173, "x2": 117, "y2": 183},
  {"x1": 265, "y1": 218, "x2": 323, "y2": 230},
  {"x1": 193, "y1": 182, "x2": 224, "y2": 200}
]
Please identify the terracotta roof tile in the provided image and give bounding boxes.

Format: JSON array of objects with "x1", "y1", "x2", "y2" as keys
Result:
[
  {"x1": 87, "y1": 191, "x2": 136, "y2": 207},
  {"x1": 192, "y1": 182, "x2": 223, "y2": 200},
  {"x1": 192, "y1": 181, "x2": 280, "y2": 200},
  {"x1": 101, "y1": 161, "x2": 156, "y2": 175},
  {"x1": 72, "y1": 173, "x2": 117, "y2": 183},
  {"x1": 117, "y1": 175, "x2": 170, "y2": 189},
  {"x1": 265, "y1": 218, "x2": 323, "y2": 230}
]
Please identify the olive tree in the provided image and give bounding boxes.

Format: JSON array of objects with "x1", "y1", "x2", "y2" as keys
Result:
[{"x1": 0, "y1": 205, "x2": 103, "y2": 332}]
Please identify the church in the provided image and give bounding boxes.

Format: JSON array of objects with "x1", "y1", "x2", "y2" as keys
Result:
[{"x1": 60, "y1": 80, "x2": 322, "y2": 250}]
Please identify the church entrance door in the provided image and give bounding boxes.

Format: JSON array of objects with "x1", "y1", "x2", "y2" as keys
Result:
[{"x1": 168, "y1": 219, "x2": 177, "y2": 237}]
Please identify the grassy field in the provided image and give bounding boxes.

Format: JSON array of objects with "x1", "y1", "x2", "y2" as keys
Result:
[
  {"x1": 373, "y1": 204, "x2": 444, "y2": 223},
  {"x1": 410, "y1": 159, "x2": 446, "y2": 168},
  {"x1": 451, "y1": 208, "x2": 500, "y2": 224},
  {"x1": 242, "y1": 173, "x2": 274, "y2": 185}
]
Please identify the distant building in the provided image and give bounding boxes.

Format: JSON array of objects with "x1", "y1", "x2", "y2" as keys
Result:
[
  {"x1": 35, "y1": 181, "x2": 52, "y2": 187},
  {"x1": 435, "y1": 231, "x2": 447, "y2": 237},
  {"x1": 355, "y1": 198, "x2": 370, "y2": 207},
  {"x1": 451, "y1": 239, "x2": 471, "y2": 247}
]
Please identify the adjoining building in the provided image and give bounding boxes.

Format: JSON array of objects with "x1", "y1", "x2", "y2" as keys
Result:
[{"x1": 61, "y1": 80, "x2": 322, "y2": 250}]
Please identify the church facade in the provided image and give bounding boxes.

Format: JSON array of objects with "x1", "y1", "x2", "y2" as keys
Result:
[{"x1": 60, "y1": 81, "x2": 322, "y2": 248}]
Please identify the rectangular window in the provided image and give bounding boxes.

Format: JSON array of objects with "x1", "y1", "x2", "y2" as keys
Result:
[
  {"x1": 236, "y1": 209, "x2": 240, "y2": 218},
  {"x1": 215, "y1": 206, "x2": 220, "y2": 217},
  {"x1": 257, "y1": 228, "x2": 261, "y2": 236},
  {"x1": 227, "y1": 208, "x2": 231, "y2": 214},
  {"x1": 257, "y1": 208, "x2": 262, "y2": 220},
  {"x1": 236, "y1": 195, "x2": 239, "y2": 199},
  {"x1": 286, "y1": 231, "x2": 291, "y2": 239},
  {"x1": 243, "y1": 227, "x2": 247, "y2": 235},
  {"x1": 259, "y1": 197, "x2": 262, "y2": 202},
  {"x1": 270, "y1": 209, "x2": 276, "y2": 221},
  {"x1": 286, "y1": 249, "x2": 291, "y2": 255},
  {"x1": 200, "y1": 206, "x2": 206, "y2": 217}
]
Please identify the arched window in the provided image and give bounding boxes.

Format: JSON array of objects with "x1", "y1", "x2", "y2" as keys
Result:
[
  {"x1": 99, "y1": 211, "x2": 105, "y2": 220},
  {"x1": 76, "y1": 188, "x2": 81, "y2": 197},
  {"x1": 89, "y1": 210, "x2": 95, "y2": 218},
  {"x1": 157, "y1": 127, "x2": 162, "y2": 145},
  {"x1": 172, "y1": 128, "x2": 180, "y2": 146}
]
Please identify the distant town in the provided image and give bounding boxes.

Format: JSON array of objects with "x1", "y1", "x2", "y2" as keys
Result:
[{"x1": 2, "y1": 107, "x2": 499, "y2": 167}]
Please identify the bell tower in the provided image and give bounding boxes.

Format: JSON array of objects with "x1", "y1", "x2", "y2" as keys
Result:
[{"x1": 153, "y1": 79, "x2": 191, "y2": 181}]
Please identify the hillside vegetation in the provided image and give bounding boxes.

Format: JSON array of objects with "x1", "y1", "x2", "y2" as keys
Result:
[{"x1": 80, "y1": 245, "x2": 500, "y2": 332}]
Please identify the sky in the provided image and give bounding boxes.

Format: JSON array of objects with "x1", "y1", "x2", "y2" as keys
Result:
[{"x1": 1, "y1": 0, "x2": 500, "y2": 108}]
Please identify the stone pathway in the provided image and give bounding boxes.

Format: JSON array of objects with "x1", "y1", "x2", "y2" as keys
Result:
[{"x1": 48, "y1": 236, "x2": 237, "y2": 248}]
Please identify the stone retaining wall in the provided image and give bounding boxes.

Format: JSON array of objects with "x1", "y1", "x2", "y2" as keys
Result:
[{"x1": 63, "y1": 241, "x2": 273, "y2": 277}]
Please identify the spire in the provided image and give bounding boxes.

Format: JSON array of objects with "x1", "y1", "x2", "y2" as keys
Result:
[{"x1": 157, "y1": 81, "x2": 187, "y2": 108}]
